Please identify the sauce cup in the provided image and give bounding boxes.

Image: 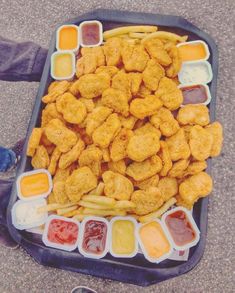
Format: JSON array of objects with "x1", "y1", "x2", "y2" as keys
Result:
[
  {"x1": 177, "y1": 40, "x2": 210, "y2": 62},
  {"x1": 178, "y1": 83, "x2": 212, "y2": 106},
  {"x1": 51, "y1": 51, "x2": 76, "y2": 80},
  {"x1": 79, "y1": 20, "x2": 103, "y2": 47},
  {"x1": 56, "y1": 24, "x2": 80, "y2": 52}
]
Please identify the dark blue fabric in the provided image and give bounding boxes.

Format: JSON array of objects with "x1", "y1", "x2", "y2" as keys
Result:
[
  {"x1": 0, "y1": 36, "x2": 47, "y2": 82},
  {"x1": 0, "y1": 147, "x2": 16, "y2": 172}
]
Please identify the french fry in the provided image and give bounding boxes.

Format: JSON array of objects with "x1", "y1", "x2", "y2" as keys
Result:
[
  {"x1": 37, "y1": 202, "x2": 78, "y2": 213},
  {"x1": 78, "y1": 200, "x2": 113, "y2": 210},
  {"x1": 83, "y1": 208, "x2": 126, "y2": 217},
  {"x1": 115, "y1": 201, "x2": 136, "y2": 210},
  {"x1": 62, "y1": 209, "x2": 82, "y2": 218},
  {"x1": 82, "y1": 195, "x2": 116, "y2": 207},
  {"x1": 141, "y1": 31, "x2": 188, "y2": 44},
  {"x1": 88, "y1": 182, "x2": 105, "y2": 196},
  {"x1": 139, "y1": 197, "x2": 177, "y2": 223},
  {"x1": 103, "y1": 25, "x2": 158, "y2": 40},
  {"x1": 129, "y1": 32, "x2": 149, "y2": 39},
  {"x1": 57, "y1": 205, "x2": 78, "y2": 216}
]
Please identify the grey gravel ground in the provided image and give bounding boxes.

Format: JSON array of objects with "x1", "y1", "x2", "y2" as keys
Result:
[{"x1": 0, "y1": 0, "x2": 234, "y2": 292}]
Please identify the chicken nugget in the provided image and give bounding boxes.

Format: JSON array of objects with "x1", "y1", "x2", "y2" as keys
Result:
[
  {"x1": 102, "y1": 148, "x2": 110, "y2": 162},
  {"x1": 168, "y1": 159, "x2": 189, "y2": 178},
  {"x1": 205, "y1": 121, "x2": 223, "y2": 157},
  {"x1": 92, "y1": 113, "x2": 121, "y2": 148},
  {"x1": 166, "y1": 46, "x2": 182, "y2": 78},
  {"x1": 110, "y1": 128, "x2": 133, "y2": 162},
  {"x1": 155, "y1": 77, "x2": 183, "y2": 110},
  {"x1": 53, "y1": 181, "x2": 70, "y2": 204},
  {"x1": 133, "y1": 175, "x2": 159, "y2": 190},
  {"x1": 144, "y1": 38, "x2": 172, "y2": 66},
  {"x1": 127, "y1": 132, "x2": 160, "y2": 162},
  {"x1": 134, "y1": 122, "x2": 161, "y2": 138},
  {"x1": 27, "y1": 128, "x2": 43, "y2": 157},
  {"x1": 53, "y1": 167, "x2": 71, "y2": 183},
  {"x1": 81, "y1": 47, "x2": 105, "y2": 67},
  {"x1": 183, "y1": 160, "x2": 207, "y2": 177},
  {"x1": 131, "y1": 187, "x2": 164, "y2": 215},
  {"x1": 122, "y1": 43, "x2": 149, "y2": 72},
  {"x1": 65, "y1": 167, "x2": 98, "y2": 202},
  {"x1": 48, "y1": 147, "x2": 61, "y2": 175},
  {"x1": 158, "y1": 141, "x2": 172, "y2": 176},
  {"x1": 119, "y1": 115, "x2": 137, "y2": 130},
  {"x1": 179, "y1": 172, "x2": 213, "y2": 207},
  {"x1": 177, "y1": 104, "x2": 210, "y2": 126},
  {"x1": 189, "y1": 125, "x2": 213, "y2": 161},
  {"x1": 86, "y1": 106, "x2": 113, "y2": 136},
  {"x1": 102, "y1": 170, "x2": 133, "y2": 200},
  {"x1": 126, "y1": 155, "x2": 162, "y2": 181},
  {"x1": 59, "y1": 139, "x2": 85, "y2": 169},
  {"x1": 130, "y1": 94, "x2": 163, "y2": 119},
  {"x1": 31, "y1": 145, "x2": 49, "y2": 169},
  {"x1": 79, "y1": 145, "x2": 103, "y2": 176},
  {"x1": 101, "y1": 88, "x2": 129, "y2": 117},
  {"x1": 44, "y1": 118, "x2": 77, "y2": 153},
  {"x1": 143, "y1": 59, "x2": 165, "y2": 91},
  {"x1": 42, "y1": 81, "x2": 71, "y2": 103},
  {"x1": 76, "y1": 54, "x2": 97, "y2": 78},
  {"x1": 41, "y1": 103, "x2": 64, "y2": 127},
  {"x1": 128, "y1": 73, "x2": 142, "y2": 95},
  {"x1": 108, "y1": 160, "x2": 126, "y2": 175},
  {"x1": 103, "y1": 37, "x2": 123, "y2": 66},
  {"x1": 165, "y1": 129, "x2": 190, "y2": 161},
  {"x1": 77, "y1": 73, "x2": 111, "y2": 99},
  {"x1": 137, "y1": 84, "x2": 152, "y2": 98},
  {"x1": 112, "y1": 71, "x2": 132, "y2": 100},
  {"x1": 158, "y1": 177, "x2": 178, "y2": 201},
  {"x1": 78, "y1": 98, "x2": 95, "y2": 113}
]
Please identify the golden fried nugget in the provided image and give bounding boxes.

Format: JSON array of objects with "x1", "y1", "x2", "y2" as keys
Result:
[
  {"x1": 122, "y1": 43, "x2": 149, "y2": 72},
  {"x1": 110, "y1": 128, "x2": 133, "y2": 162},
  {"x1": 102, "y1": 148, "x2": 110, "y2": 162},
  {"x1": 168, "y1": 159, "x2": 189, "y2": 178},
  {"x1": 143, "y1": 59, "x2": 165, "y2": 91},
  {"x1": 42, "y1": 81, "x2": 71, "y2": 103},
  {"x1": 119, "y1": 115, "x2": 137, "y2": 130},
  {"x1": 112, "y1": 71, "x2": 132, "y2": 100},
  {"x1": 79, "y1": 98, "x2": 95, "y2": 113},
  {"x1": 77, "y1": 73, "x2": 111, "y2": 99},
  {"x1": 53, "y1": 167, "x2": 71, "y2": 183},
  {"x1": 103, "y1": 37, "x2": 123, "y2": 66},
  {"x1": 59, "y1": 139, "x2": 85, "y2": 169},
  {"x1": 166, "y1": 46, "x2": 182, "y2": 78},
  {"x1": 31, "y1": 145, "x2": 49, "y2": 169},
  {"x1": 144, "y1": 38, "x2": 172, "y2": 66},
  {"x1": 79, "y1": 145, "x2": 103, "y2": 176},
  {"x1": 179, "y1": 172, "x2": 213, "y2": 207},
  {"x1": 155, "y1": 77, "x2": 183, "y2": 110},
  {"x1": 48, "y1": 147, "x2": 61, "y2": 175},
  {"x1": 134, "y1": 122, "x2": 161, "y2": 138},
  {"x1": 183, "y1": 160, "x2": 207, "y2": 177},
  {"x1": 92, "y1": 113, "x2": 121, "y2": 148},
  {"x1": 181, "y1": 125, "x2": 193, "y2": 142},
  {"x1": 86, "y1": 106, "x2": 113, "y2": 136},
  {"x1": 128, "y1": 73, "x2": 142, "y2": 95},
  {"x1": 102, "y1": 171, "x2": 133, "y2": 200},
  {"x1": 130, "y1": 95, "x2": 163, "y2": 119},
  {"x1": 40, "y1": 133, "x2": 53, "y2": 147},
  {"x1": 133, "y1": 175, "x2": 159, "y2": 190},
  {"x1": 158, "y1": 177, "x2": 178, "y2": 201},
  {"x1": 205, "y1": 122, "x2": 223, "y2": 157},
  {"x1": 177, "y1": 104, "x2": 210, "y2": 126},
  {"x1": 48, "y1": 81, "x2": 59, "y2": 93},
  {"x1": 95, "y1": 65, "x2": 119, "y2": 77},
  {"x1": 27, "y1": 128, "x2": 43, "y2": 157},
  {"x1": 69, "y1": 80, "x2": 80, "y2": 97},
  {"x1": 137, "y1": 84, "x2": 152, "y2": 98},
  {"x1": 65, "y1": 167, "x2": 98, "y2": 202},
  {"x1": 101, "y1": 88, "x2": 129, "y2": 117},
  {"x1": 126, "y1": 155, "x2": 162, "y2": 181},
  {"x1": 47, "y1": 192, "x2": 56, "y2": 204},
  {"x1": 108, "y1": 160, "x2": 126, "y2": 175},
  {"x1": 45, "y1": 119, "x2": 77, "y2": 153},
  {"x1": 131, "y1": 187, "x2": 164, "y2": 215},
  {"x1": 158, "y1": 141, "x2": 173, "y2": 176},
  {"x1": 76, "y1": 54, "x2": 97, "y2": 78},
  {"x1": 81, "y1": 47, "x2": 105, "y2": 67},
  {"x1": 56, "y1": 93, "x2": 87, "y2": 124},
  {"x1": 175, "y1": 194, "x2": 193, "y2": 210},
  {"x1": 166, "y1": 129, "x2": 190, "y2": 161},
  {"x1": 41, "y1": 103, "x2": 64, "y2": 127},
  {"x1": 53, "y1": 181, "x2": 70, "y2": 204},
  {"x1": 189, "y1": 125, "x2": 213, "y2": 161},
  {"x1": 127, "y1": 132, "x2": 160, "y2": 162}
]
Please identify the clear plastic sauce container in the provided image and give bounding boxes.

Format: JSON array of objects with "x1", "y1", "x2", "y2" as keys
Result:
[
  {"x1": 179, "y1": 83, "x2": 212, "y2": 105},
  {"x1": 56, "y1": 25, "x2": 79, "y2": 51},
  {"x1": 80, "y1": 21, "x2": 103, "y2": 47},
  {"x1": 177, "y1": 40, "x2": 210, "y2": 62},
  {"x1": 51, "y1": 51, "x2": 75, "y2": 80}
]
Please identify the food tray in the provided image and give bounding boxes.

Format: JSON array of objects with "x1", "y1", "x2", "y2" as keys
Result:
[{"x1": 6, "y1": 9, "x2": 218, "y2": 286}]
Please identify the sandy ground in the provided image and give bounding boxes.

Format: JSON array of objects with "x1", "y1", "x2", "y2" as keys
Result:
[{"x1": 0, "y1": 0, "x2": 234, "y2": 292}]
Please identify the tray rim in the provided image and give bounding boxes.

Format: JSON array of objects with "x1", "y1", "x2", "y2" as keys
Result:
[{"x1": 6, "y1": 9, "x2": 218, "y2": 286}]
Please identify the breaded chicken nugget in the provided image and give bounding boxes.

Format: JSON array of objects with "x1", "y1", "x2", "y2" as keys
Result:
[
  {"x1": 110, "y1": 128, "x2": 133, "y2": 162},
  {"x1": 134, "y1": 122, "x2": 161, "y2": 138},
  {"x1": 103, "y1": 37, "x2": 123, "y2": 66},
  {"x1": 133, "y1": 175, "x2": 159, "y2": 190},
  {"x1": 158, "y1": 177, "x2": 178, "y2": 201},
  {"x1": 59, "y1": 139, "x2": 85, "y2": 169},
  {"x1": 166, "y1": 46, "x2": 182, "y2": 78},
  {"x1": 31, "y1": 145, "x2": 49, "y2": 169},
  {"x1": 48, "y1": 147, "x2": 61, "y2": 175},
  {"x1": 144, "y1": 38, "x2": 172, "y2": 66},
  {"x1": 41, "y1": 103, "x2": 64, "y2": 127},
  {"x1": 79, "y1": 145, "x2": 103, "y2": 176},
  {"x1": 143, "y1": 59, "x2": 165, "y2": 91},
  {"x1": 27, "y1": 128, "x2": 43, "y2": 157},
  {"x1": 177, "y1": 104, "x2": 210, "y2": 126},
  {"x1": 126, "y1": 155, "x2": 162, "y2": 181},
  {"x1": 122, "y1": 43, "x2": 149, "y2": 72},
  {"x1": 42, "y1": 81, "x2": 71, "y2": 103},
  {"x1": 168, "y1": 159, "x2": 189, "y2": 178},
  {"x1": 112, "y1": 71, "x2": 132, "y2": 100},
  {"x1": 183, "y1": 160, "x2": 207, "y2": 177},
  {"x1": 158, "y1": 141, "x2": 173, "y2": 176},
  {"x1": 108, "y1": 159, "x2": 126, "y2": 175},
  {"x1": 53, "y1": 181, "x2": 70, "y2": 204},
  {"x1": 119, "y1": 115, "x2": 137, "y2": 130},
  {"x1": 95, "y1": 65, "x2": 119, "y2": 77},
  {"x1": 102, "y1": 171, "x2": 133, "y2": 200},
  {"x1": 205, "y1": 122, "x2": 223, "y2": 157}
]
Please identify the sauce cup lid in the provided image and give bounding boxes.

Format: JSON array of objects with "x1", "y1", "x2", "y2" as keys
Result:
[
  {"x1": 50, "y1": 50, "x2": 76, "y2": 81},
  {"x1": 11, "y1": 198, "x2": 48, "y2": 230},
  {"x1": 177, "y1": 40, "x2": 210, "y2": 61},
  {"x1": 137, "y1": 219, "x2": 173, "y2": 263},
  {"x1": 178, "y1": 83, "x2": 212, "y2": 106},
  {"x1": 109, "y1": 216, "x2": 138, "y2": 258},
  {"x1": 79, "y1": 20, "x2": 103, "y2": 48},
  {"x1": 16, "y1": 169, "x2": 52, "y2": 201},
  {"x1": 42, "y1": 215, "x2": 80, "y2": 252},
  {"x1": 161, "y1": 206, "x2": 200, "y2": 251},
  {"x1": 178, "y1": 60, "x2": 213, "y2": 85},
  {"x1": 56, "y1": 24, "x2": 80, "y2": 52},
  {"x1": 79, "y1": 216, "x2": 110, "y2": 259}
]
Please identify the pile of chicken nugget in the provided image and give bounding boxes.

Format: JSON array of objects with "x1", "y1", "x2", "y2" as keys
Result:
[{"x1": 27, "y1": 26, "x2": 223, "y2": 222}]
